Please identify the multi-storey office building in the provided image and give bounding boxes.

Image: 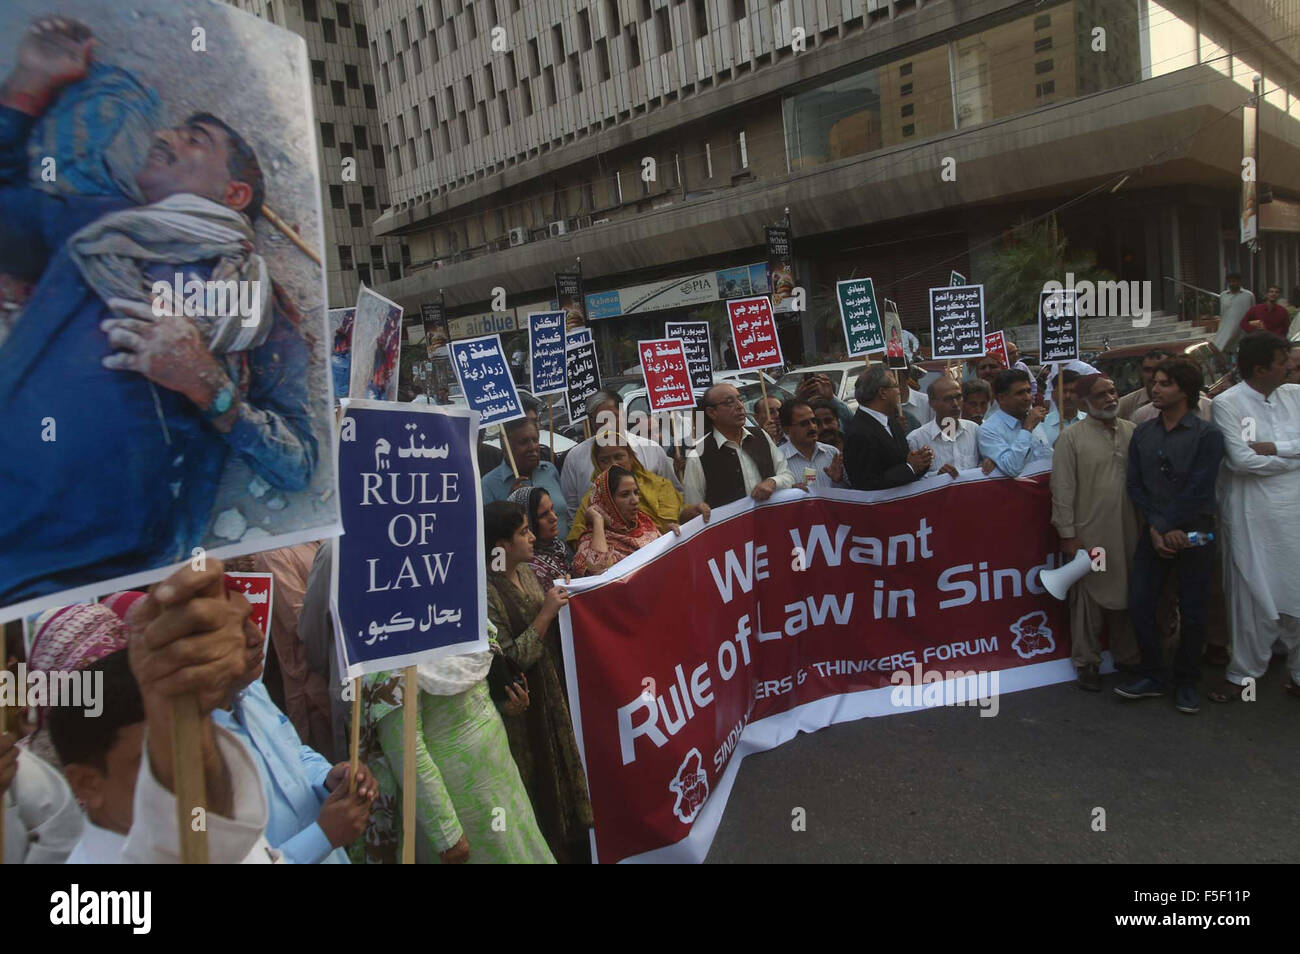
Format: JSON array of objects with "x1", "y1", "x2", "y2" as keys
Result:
[
  {"x1": 226, "y1": 0, "x2": 406, "y2": 307},
  {"x1": 364, "y1": 0, "x2": 1300, "y2": 365}
]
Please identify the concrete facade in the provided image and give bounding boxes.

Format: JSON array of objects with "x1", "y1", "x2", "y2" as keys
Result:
[
  {"x1": 225, "y1": 0, "x2": 405, "y2": 306},
  {"x1": 359, "y1": 0, "x2": 1300, "y2": 362}
]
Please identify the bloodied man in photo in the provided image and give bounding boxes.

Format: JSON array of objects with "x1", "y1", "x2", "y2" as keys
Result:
[{"x1": 0, "y1": 7, "x2": 337, "y2": 613}]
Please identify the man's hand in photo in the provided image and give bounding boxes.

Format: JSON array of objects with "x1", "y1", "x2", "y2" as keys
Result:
[{"x1": 1, "y1": 16, "x2": 93, "y2": 116}]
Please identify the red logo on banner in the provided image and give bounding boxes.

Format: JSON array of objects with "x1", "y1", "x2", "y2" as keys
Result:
[
  {"x1": 638, "y1": 338, "x2": 697, "y2": 412},
  {"x1": 726, "y1": 296, "x2": 783, "y2": 371},
  {"x1": 563, "y1": 474, "x2": 1069, "y2": 862}
]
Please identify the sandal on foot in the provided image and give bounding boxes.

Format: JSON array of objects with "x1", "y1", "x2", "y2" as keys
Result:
[{"x1": 1208, "y1": 680, "x2": 1245, "y2": 703}]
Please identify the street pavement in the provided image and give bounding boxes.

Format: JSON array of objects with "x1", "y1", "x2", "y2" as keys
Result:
[{"x1": 706, "y1": 659, "x2": 1299, "y2": 863}]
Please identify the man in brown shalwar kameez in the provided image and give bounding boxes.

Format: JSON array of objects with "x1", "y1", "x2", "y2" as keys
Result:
[{"x1": 1050, "y1": 374, "x2": 1141, "y2": 691}]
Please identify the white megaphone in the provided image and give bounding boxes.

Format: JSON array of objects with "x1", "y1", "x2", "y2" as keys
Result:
[{"x1": 1041, "y1": 549, "x2": 1092, "y2": 600}]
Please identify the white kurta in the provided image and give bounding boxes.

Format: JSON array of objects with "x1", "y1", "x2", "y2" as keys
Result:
[
  {"x1": 3, "y1": 747, "x2": 83, "y2": 864},
  {"x1": 1211, "y1": 382, "x2": 1300, "y2": 620},
  {"x1": 121, "y1": 725, "x2": 279, "y2": 864}
]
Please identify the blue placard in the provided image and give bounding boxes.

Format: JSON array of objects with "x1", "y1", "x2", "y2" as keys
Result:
[
  {"x1": 449, "y1": 333, "x2": 524, "y2": 427},
  {"x1": 528, "y1": 311, "x2": 568, "y2": 396},
  {"x1": 332, "y1": 401, "x2": 488, "y2": 679},
  {"x1": 566, "y1": 328, "x2": 593, "y2": 346}
]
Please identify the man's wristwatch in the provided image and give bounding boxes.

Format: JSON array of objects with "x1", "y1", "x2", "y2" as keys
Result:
[{"x1": 203, "y1": 382, "x2": 236, "y2": 420}]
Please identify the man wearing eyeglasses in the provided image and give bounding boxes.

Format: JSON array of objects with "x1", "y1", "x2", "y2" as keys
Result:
[
  {"x1": 843, "y1": 365, "x2": 932, "y2": 491},
  {"x1": 682, "y1": 383, "x2": 796, "y2": 507},
  {"x1": 777, "y1": 399, "x2": 848, "y2": 490},
  {"x1": 1115, "y1": 359, "x2": 1225, "y2": 714}
]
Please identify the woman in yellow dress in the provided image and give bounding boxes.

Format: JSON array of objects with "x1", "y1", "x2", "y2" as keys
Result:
[{"x1": 566, "y1": 432, "x2": 708, "y2": 546}]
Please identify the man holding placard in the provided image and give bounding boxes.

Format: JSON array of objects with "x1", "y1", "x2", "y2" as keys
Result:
[{"x1": 979, "y1": 370, "x2": 1051, "y2": 477}]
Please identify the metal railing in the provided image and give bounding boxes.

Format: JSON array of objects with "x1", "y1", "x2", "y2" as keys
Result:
[{"x1": 1164, "y1": 276, "x2": 1220, "y2": 326}]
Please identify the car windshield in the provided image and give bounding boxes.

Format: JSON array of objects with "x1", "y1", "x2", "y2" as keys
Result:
[{"x1": 737, "y1": 382, "x2": 794, "y2": 416}]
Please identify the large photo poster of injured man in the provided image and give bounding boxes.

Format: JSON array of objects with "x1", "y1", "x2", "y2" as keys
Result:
[{"x1": 0, "y1": 1, "x2": 340, "y2": 619}]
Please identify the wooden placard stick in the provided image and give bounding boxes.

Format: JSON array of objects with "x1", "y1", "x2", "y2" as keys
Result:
[
  {"x1": 0, "y1": 700, "x2": 6, "y2": 862},
  {"x1": 348, "y1": 676, "x2": 362, "y2": 796},
  {"x1": 1057, "y1": 364, "x2": 1066, "y2": 431},
  {"x1": 582, "y1": 417, "x2": 591, "y2": 441},
  {"x1": 171, "y1": 694, "x2": 209, "y2": 864},
  {"x1": 500, "y1": 424, "x2": 521, "y2": 480},
  {"x1": 547, "y1": 396, "x2": 555, "y2": 459},
  {"x1": 401, "y1": 665, "x2": 418, "y2": 864},
  {"x1": 261, "y1": 204, "x2": 323, "y2": 267}
]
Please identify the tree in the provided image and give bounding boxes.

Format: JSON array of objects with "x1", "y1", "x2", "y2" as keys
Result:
[{"x1": 983, "y1": 216, "x2": 1114, "y2": 330}]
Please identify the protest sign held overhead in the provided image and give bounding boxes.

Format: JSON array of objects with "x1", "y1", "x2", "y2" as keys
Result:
[
  {"x1": 528, "y1": 310, "x2": 568, "y2": 396},
  {"x1": 881, "y1": 308, "x2": 909, "y2": 370},
  {"x1": 333, "y1": 402, "x2": 487, "y2": 679},
  {"x1": 929, "y1": 284, "x2": 987, "y2": 360},
  {"x1": 449, "y1": 334, "x2": 524, "y2": 427},
  {"x1": 638, "y1": 338, "x2": 696, "y2": 412},
  {"x1": 329, "y1": 307, "x2": 356, "y2": 402},
  {"x1": 950, "y1": 270, "x2": 967, "y2": 286},
  {"x1": 726, "y1": 295, "x2": 783, "y2": 370},
  {"x1": 565, "y1": 338, "x2": 602, "y2": 422},
  {"x1": 1038, "y1": 288, "x2": 1080, "y2": 362},
  {"x1": 555, "y1": 270, "x2": 587, "y2": 332},
  {"x1": 835, "y1": 278, "x2": 885, "y2": 357},
  {"x1": 985, "y1": 330, "x2": 1009, "y2": 368},
  {"x1": 225, "y1": 571, "x2": 274, "y2": 682},
  {"x1": 765, "y1": 225, "x2": 795, "y2": 310},
  {"x1": 0, "y1": 0, "x2": 341, "y2": 619},
  {"x1": 421, "y1": 300, "x2": 448, "y2": 357},
  {"x1": 349, "y1": 286, "x2": 404, "y2": 401},
  {"x1": 664, "y1": 321, "x2": 714, "y2": 391},
  {"x1": 560, "y1": 468, "x2": 1069, "y2": 863}
]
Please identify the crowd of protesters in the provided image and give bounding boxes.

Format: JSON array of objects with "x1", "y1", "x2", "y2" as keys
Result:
[{"x1": 3, "y1": 324, "x2": 1296, "y2": 865}]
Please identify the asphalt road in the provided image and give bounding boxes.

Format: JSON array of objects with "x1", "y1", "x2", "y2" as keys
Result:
[{"x1": 706, "y1": 659, "x2": 1299, "y2": 864}]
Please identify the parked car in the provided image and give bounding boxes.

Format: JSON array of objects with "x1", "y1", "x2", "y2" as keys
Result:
[
  {"x1": 775, "y1": 361, "x2": 869, "y2": 410},
  {"x1": 715, "y1": 368, "x2": 781, "y2": 388},
  {"x1": 482, "y1": 426, "x2": 578, "y2": 457},
  {"x1": 1094, "y1": 338, "x2": 1232, "y2": 398},
  {"x1": 617, "y1": 379, "x2": 795, "y2": 443}
]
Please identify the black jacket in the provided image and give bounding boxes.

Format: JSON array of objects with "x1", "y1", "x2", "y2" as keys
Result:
[{"x1": 843, "y1": 408, "x2": 922, "y2": 491}]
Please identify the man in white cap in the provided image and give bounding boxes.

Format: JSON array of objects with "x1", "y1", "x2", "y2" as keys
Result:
[{"x1": 1050, "y1": 373, "x2": 1140, "y2": 690}]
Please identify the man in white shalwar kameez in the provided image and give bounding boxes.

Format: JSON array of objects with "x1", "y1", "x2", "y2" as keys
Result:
[{"x1": 1210, "y1": 332, "x2": 1300, "y2": 700}]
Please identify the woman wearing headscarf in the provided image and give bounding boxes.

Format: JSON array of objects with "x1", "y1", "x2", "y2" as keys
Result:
[
  {"x1": 25, "y1": 603, "x2": 129, "y2": 766},
  {"x1": 484, "y1": 500, "x2": 592, "y2": 863},
  {"x1": 572, "y1": 465, "x2": 665, "y2": 576},
  {"x1": 566, "y1": 432, "x2": 708, "y2": 546},
  {"x1": 356, "y1": 616, "x2": 554, "y2": 864},
  {"x1": 508, "y1": 486, "x2": 571, "y2": 593}
]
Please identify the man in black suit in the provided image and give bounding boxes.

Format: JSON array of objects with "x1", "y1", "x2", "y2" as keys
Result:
[{"x1": 844, "y1": 365, "x2": 933, "y2": 490}]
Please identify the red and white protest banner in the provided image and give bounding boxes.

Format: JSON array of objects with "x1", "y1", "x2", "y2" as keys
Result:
[
  {"x1": 726, "y1": 295, "x2": 783, "y2": 371},
  {"x1": 985, "y1": 330, "x2": 1009, "y2": 367},
  {"x1": 560, "y1": 464, "x2": 1074, "y2": 863},
  {"x1": 638, "y1": 338, "x2": 697, "y2": 412},
  {"x1": 225, "y1": 572, "x2": 274, "y2": 680}
]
